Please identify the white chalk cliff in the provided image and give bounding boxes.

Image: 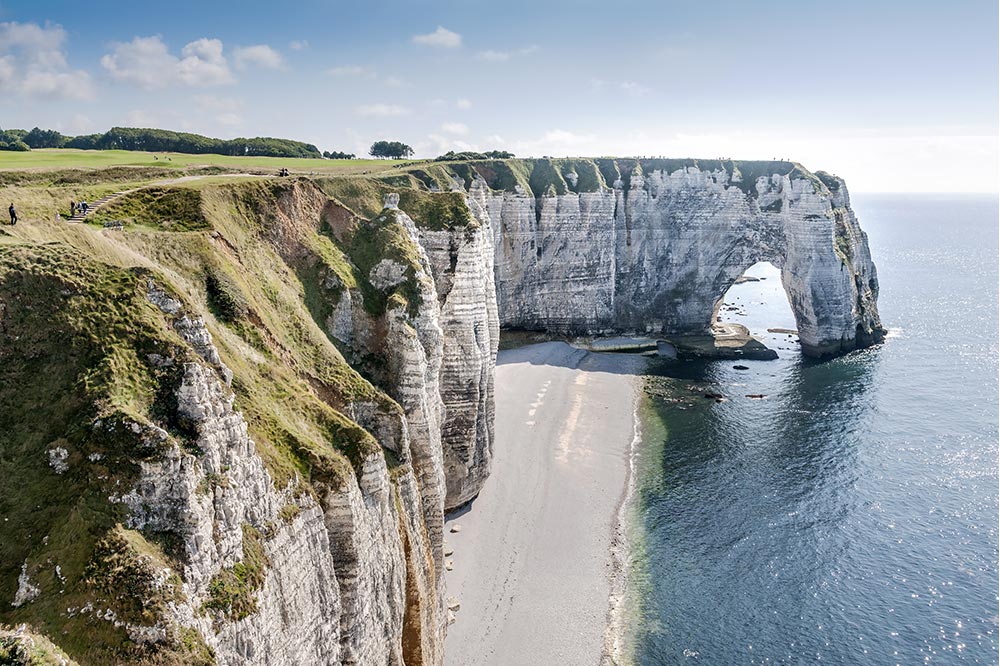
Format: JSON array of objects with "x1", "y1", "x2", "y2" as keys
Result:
[{"x1": 482, "y1": 159, "x2": 883, "y2": 357}]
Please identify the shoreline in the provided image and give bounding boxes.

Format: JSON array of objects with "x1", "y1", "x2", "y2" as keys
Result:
[
  {"x1": 442, "y1": 342, "x2": 648, "y2": 665},
  {"x1": 600, "y1": 386, "x2": 645, "y2": 665}
]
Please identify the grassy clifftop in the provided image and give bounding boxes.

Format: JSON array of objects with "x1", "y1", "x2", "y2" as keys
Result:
[{"x1": 393, "y1": 157, "x2": 835, "y2": 199}]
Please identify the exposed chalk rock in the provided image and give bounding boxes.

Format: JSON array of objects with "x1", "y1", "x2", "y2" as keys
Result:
[
  {"x1": 47, "y1": 447, "x2": 69, "y2": 474},
  {"x1": 12, "y1": 562, "x2": 40, "y2": 607},
  {"x1": 3, "y1": 159, "x2": 883, "y2": 666},
  {"x1": 417, "y1": 176, "x2": 499, "y2": 510}
]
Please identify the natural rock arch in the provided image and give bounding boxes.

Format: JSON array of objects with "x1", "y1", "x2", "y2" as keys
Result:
[{"x1": 480, "y1": 160, "x2": 884, "y2": 357}]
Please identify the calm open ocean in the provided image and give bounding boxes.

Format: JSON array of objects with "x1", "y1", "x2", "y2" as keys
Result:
[{"x1": 632, "y1": 194, "x2": 999, "y2": 664}]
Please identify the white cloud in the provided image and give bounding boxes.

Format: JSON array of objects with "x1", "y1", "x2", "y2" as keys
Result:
[
  {"x1": 233, "y1": 44, "x2": 284, "y2": 70},
  {"x1": 124, "y1": 109, "x2": 159, "y2": 127},
  {"x1": 215, "y1": 112, "x2": 243, "y2": 126},
  {"x1": 424, "y1": 133, "x2": 476, "y2": 156},
  {"x1": 60, "y1": 113, "x2": 96, "y2": 134},
  {"x1": 591, "y1": 78, "x2": 652, "y2": 96},
  {"x1": 194, "y1": 93, "x2": 244, "y2": 126},
  {"x1": 441, "y1": 122, "x2": 469, "y2": 135},
  {"x1": 101, "y1": 35, "x2": 234, "y2": 89},
  {"x1": 354, "y1": 103, "x2": 410, "y2": 117},
  {"x1": 476, "y1": 45, "x2": 538, "y2": 62},
  {"x1": 327, "y1": 64, "x2": 376, "y2": 78},
  {"x1": 510, "y1": 129, "x2": 598, "y2": 157},
  {"x1": 288, "y1": 40, "x2": 309, "y2": 51},
  {"x1": 101, "y1": 36, "x2": 173, "y2": 88},
  {"x1": 177, "y1": 38, "x2": 232, "y2": 85},
  {"x1": 620, "y1": 81, "x2": 652, "y2": 96},
  {"x1": 412, "y1": 26, "x2": 462, "y2": 48},
  {"x1": 540, "y1": 129, "x2": 595, "y2": 145},
  {"x1": 194, "y1": 93, "x2": 241, "y2": 111},
  {"x1": 0, "y1": 21, "x2": 93, "y2": 100},
  {"x1": 456, "y1": 98, "x2": 472, "y2": 110}
]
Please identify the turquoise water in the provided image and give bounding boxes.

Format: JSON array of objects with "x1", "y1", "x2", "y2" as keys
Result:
[{"x1": 634, "y1": 194, "x2": 998, "y2": 664}]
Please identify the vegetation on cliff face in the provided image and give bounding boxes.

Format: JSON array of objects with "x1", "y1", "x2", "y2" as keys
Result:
[
  {"x1": 91, "y1": 187, "x2": 208, "y2": 230},
  {"x1": 385, "y1": 156, "x2": 835, "y2": 200},
  {"x1": 202, "y1": 526, "x2": 270, "y2": 622},
  {"x1": 0, "y1": 625, "x2": 82, "y2": 665},
  {"x1": 315, "y1": 173, "x2": 475, "y2": 231},
  {"x1": 0, "y1": 245, "x2": 211, "y2": 664}
]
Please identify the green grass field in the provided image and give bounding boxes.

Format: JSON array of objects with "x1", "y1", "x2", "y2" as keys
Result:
[{"x1": 0, "y1": 148, "x2": 415, "y2": 173}]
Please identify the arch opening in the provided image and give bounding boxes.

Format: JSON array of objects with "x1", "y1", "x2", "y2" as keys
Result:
[{"x1": 712, "y1": 261, "x2": 802, "y2": 358}]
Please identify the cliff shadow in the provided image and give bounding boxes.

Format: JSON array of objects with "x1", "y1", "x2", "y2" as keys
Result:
[{"x1": 496, "y1": 339, "x2": 652, "y2": 377}]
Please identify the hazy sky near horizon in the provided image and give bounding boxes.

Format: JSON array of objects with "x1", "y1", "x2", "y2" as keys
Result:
[{"x1": 1, "y1": 0, "x2": 996, "y2": 192}]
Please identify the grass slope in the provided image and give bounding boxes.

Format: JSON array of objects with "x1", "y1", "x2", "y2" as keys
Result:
[
  {"x1": 0, "y1": 149, "x2": 414, "y2": 173},
  {"x1": 0, "y1": 245, "x2": 212, "y2": 664}
]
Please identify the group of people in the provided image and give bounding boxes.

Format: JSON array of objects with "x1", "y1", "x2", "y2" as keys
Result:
[
  {"x1": 4, "y1": 199, "x2": 99, "y2": 225},
  {"x1": 70, "y1": 200, "x2": 89, "y2": 218},
  {"x1": 278, "y1": 167, "x2": 290, "y2": 176}
]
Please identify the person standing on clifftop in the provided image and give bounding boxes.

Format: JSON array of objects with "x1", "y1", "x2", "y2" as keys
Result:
[{"x1": 8, "y1": 203, "x2": 16, "y2": 225}]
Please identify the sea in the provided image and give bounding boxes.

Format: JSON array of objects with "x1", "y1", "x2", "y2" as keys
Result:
[{"x1": 630, "y1": 194, "x2": 999, "y2": 664}]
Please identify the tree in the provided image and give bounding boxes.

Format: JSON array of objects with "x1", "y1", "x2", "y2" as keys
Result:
[
  {"x1": 63, "y1": 127, "x2": 323, "y2": 158},
  {"x1": 369, "y1": 140, "x2": 413, "y2": 159},
  {"x1": 0, "y1": 127, "x2": 30, "y2": 152},
  {"x1": 323, "y1": 150, "x2": 356, "y2": 159},
  {"x1": 23, "y1": 127, "x2": 68, "y2": 148},
  {"x1": 435, "y1": 149, "x2": 515, "y2": 161}
]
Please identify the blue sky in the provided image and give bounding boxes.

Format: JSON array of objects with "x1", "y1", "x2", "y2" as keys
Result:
[{"x1": 1, "y1": 0, "x2": 996, "y2": 191}]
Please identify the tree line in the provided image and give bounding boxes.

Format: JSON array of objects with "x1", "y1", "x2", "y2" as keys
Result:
[
  {"x1": 434, "y1": 150, "x2": 515, "y2": 161},
  {"x1": 367, "y1": 144, "x2": 514, "y2": 161},
  {"x1": 0, "y1": 126, "x2": 357, "y2": 160},
  {"x1": 369, "y1": 141, "x2": 414, "y2": 159},
  {"x1": 0, "y1": 125, "x2": 516, "y2": 164}
]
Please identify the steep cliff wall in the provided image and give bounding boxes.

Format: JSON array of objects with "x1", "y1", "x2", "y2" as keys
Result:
[{"x1": 314, "y1": 177, "x2": 499, "y2": 512}]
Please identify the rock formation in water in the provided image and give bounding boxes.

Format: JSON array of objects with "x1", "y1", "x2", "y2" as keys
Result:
[{"x1": 0, "y1": 157, "x2": 882, "y2": 665}]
